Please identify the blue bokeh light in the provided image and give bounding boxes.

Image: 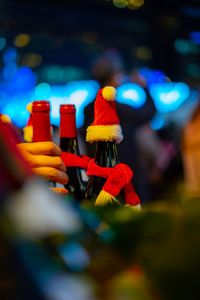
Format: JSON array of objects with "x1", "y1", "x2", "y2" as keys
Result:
[
  {"x1": 3, "y1": 48, "x2": 17, "y2": 64},
  {"x1": 0, "y1": 37, "x2": 6, "y2": 50},
  {"x1": 58, "y1": 242, "x2": 90, "y2": 272},
  {"x1": 139, "y1": 68, "x2": 167, "y2": 87},
  {"x1": 116, "y1": 83, "x2": 146, "y2": 108},
  {"x1": 150, "y1": 114, "x2": 165, "y2": 130},
  {"x1": 0, "y1": 56, "x2": 36, "y2": 127},
  {"x1": 189, "y1": 31, "x2": 200, "y2": 44},
  {"x1": 11, "y1": 67, "x2": 37, "y2": 92},
  {"x1": 27, "y1": 80, "x2": 99, "y2": 128},
  {"x1": 2, "y1": 100, "x2": 30, "y2": 127},
  {"x1": 3, "y1": 62, "x2": 18, "y2": 80},
  {"x1": 150, "y1": 82, "x2": 190, "y2": 113},
  {"x1": 34, "y1": 83, "x2": 51, "y2": 99},
  {"x1": 50, "y1": 80, "x2": 99, "y2": 128}
]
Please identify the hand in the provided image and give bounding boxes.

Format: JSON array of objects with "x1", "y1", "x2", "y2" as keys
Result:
[
  {"x1": 17, "y1": 141, "x2": 68, "y2": 186},
  {"x1": 50, "y1": 187, "x2": 69, "y2": 195}
]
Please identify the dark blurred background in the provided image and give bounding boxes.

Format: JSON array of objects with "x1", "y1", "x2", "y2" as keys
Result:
[{"x1": 0, "y1": 0, "x2": 200, "y2": 82}]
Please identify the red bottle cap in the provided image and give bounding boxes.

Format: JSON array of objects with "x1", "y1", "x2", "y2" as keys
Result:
[
  {"x1": 60, "y1": 104, "x2": 77, "y2": 138},
  {"x1": 60, "y1": 104, "x2": 76, "y2": 114},
  {"x1": 32, "y1": 100, "x2": 52, "y2": 142},
  {"x1": 32, "y1": 100, "x2": 50, "y2": 112}
]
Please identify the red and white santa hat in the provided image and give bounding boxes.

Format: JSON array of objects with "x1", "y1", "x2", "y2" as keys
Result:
[{"x1": 86, "y1": 86, "x2": 123, "y2": 143}]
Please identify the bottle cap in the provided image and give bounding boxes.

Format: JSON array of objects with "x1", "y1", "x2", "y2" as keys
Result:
[
  {"x1": 32, "y1": 101, "x2": 50, "y2": 112},
  {"x1": 60, "y1": 104, "x2": 76, "y2": 114},
  {"x1": 60, "y1": 104, "x2": 77, "y2": 138},
  {"x1": 32, "y1": 101, "x2": 52, "y2": 142}
]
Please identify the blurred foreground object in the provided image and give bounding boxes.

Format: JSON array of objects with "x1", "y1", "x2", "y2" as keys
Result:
[
  {"x1": 182, "y1": 103, "x2": 200, "y2": 198},
  {"x1": 136, "y1": 201, "x2": 200, "y2": 300},
  {"x1": 105, "y1": 265, "x2": 154, "y2": 300},
  {"x1": 0, "y1": 118, "x2": 82, "y2": 239},
  {"x1": 96, "y1": 200, "x2": 200, "y2": 300},
  {"x1": 0, "y1": 117, "x2": 96, "y2": 299}
]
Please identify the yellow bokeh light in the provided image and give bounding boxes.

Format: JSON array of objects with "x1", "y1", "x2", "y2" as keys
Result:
[
  {"x1": 14, "y1": 34, "x2": 31, "y2": 47},
  {"x1": 22, "y1": 53, "x2": 42, "y2": 68},
  {"x1": 82, "y1": 31, "x2": 98, "y2": 44},
  {"x1": 128, "y1": 0, "x2": 144, "y2": 9},
  {"x1": 135, "y1": 47, "x2": 152, "y2": 60},
  {"x1": 113, "y1": 0, "x2": 128, "y2": 8}
]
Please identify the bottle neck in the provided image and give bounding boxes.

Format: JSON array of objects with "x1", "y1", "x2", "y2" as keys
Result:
[
  {"x1": 60, "y1": 137, "x2": 80, "y2": 155},
  {"x1": 94, "y1": 141, "x2": 119, "y2": 167},
  {"x1": 32, "y1": 111, "x2": 52, "y2": 142},
  {"x1": 60, "y1": 113, "x2": 77, "y2": 139},
  {"x1": 59, "y1": 109, "x2": 79, "y2": 154}
]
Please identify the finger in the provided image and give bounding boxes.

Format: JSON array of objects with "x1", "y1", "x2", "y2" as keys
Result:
[
  {"x1": 50, "y1": 187, "x2": 69, "y2": 195},
  {"x1": 17, "y1": 143, "x2": 66, "y2": 171},
  {"x1": 17, "y1": 142, "x2": 61, "y2": 156},
  {"x1": 24, "y1": 154, "x2": 66, "y2": 172},
  {"x1": 33, "y1": 167, "x2": 68, "y2": 185}
]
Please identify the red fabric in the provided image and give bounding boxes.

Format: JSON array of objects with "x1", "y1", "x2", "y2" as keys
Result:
[
  {"x1": 102, "y1": 164, "x2": 132, "y2": 197},
  {"x1": 61, "y1": 152, "x2": 91, "y2": 169},
  {"x1": 91, "y1": 88, "x2": 120, "y2": 126},
  {"x1": 87, "y1": 158, "x2": 113, "y2": 178},
  {"x1": 124, "y1": 182, "x2": 141, "y2": 206},
  {"x1": 87, "y1": 160, "x2": 140, "y2": 206},
  {"x1": 61, "y1": 151, "x2": 141, "y2": 207}
]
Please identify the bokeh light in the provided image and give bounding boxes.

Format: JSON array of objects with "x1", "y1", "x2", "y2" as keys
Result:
[
  {"x1": 113, "y1": 0, "x2": 128, "y2": 8},
  {"x1": 116, "y1": 83, "x2": 146, "y2": 108},
  {"x1": 139, "y1": 68, "x2": 167, "y2": 88},
  {"x1": 150, "y1": 114, "x2": 165, "y2": 130},
  {"x1": 174, "y1": 39, "x2": 198, "y2": 54},
  {"x1": 22, "y1": 53, "x2": 42, "y2": 68},
  {"x1": 35, "y1": 83, "x2": 51, "y2": 99},
  {"x1": 150, "y1": 82, "x2": 190, "y2": 113},
  {"x1": 189, "y1": 31, "x2": 200, "y2": 44},
  {"x1": 3, "y1": 48, "x2": 17, "y2": 64},
  {"x1": 0, "y1": 37, "x2": 6, "y2": 50},
  {"x1": 135, "y1": 46, "x2": 153, "y2": 60},
  {"x1": 3, "y1": 63, "x2": 18, "y2": 80},
  {"x1": 186, "y1": 63, "x2": 200, "y2": 78},
  {"x1": 14, "y1": 34, "x2": 31, "y2": 48},
  {"x1": 128, "y1": 0, "x2": 144, "y2": 10}
]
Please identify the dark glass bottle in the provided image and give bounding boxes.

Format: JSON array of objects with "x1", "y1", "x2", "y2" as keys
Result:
[
  {"x1": 85, "y1": 141, "x2": 119, "y2": 199},
  {"x1": 59, "y1": 104, "x2": 85, "y2": 200}
]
